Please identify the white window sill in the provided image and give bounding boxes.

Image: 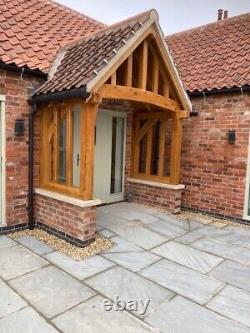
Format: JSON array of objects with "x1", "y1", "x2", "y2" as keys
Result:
[
  {"x1": 127, "y1": 178, "x2": 185, "y2": 190},
  {"x1": 35, "y1": 188, "x2": 101, "y2": 208}
]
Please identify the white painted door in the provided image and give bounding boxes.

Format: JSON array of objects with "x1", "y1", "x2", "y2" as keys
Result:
[{"x1": 94, "y1": 110, "x2": 126, "y2": 203}]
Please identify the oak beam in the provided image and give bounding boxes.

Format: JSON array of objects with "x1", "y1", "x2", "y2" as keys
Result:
[
  {"x1": 80, "y1": 102, "x2": 97, "y2": 200},
  {"x1": 152, "y1": 57, "x2": 159, "y2": 93},
  {"x1": 157, "y1": 120, "x2": 167, "y2": 176},
  {"x1": 125, "y1": 55, "x2": 133, "y2": 87},
  {"x1": 138, "y1": 40, "x2": 148, "y2": 90},
  {"x1": 135, "y1": 119, "x2": 156, "y2": 144},
  {"x1": 111, "y1": 72, "x2": 116, "y2": 85},
  {"x1": 100, "y1": 84, "x2": 180, "y2": 112},
  {"x1": 170, "y1": 114, "x2": 183, "y2": 185}
]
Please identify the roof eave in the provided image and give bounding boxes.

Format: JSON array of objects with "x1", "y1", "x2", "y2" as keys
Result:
[{"x1": 31, "y1": 87, "x2": 89, "y2": 105}]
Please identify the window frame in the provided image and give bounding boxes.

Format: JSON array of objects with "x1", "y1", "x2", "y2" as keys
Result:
[{"x1": 40, "y1": 101, "x2": 94, "y2": 200}]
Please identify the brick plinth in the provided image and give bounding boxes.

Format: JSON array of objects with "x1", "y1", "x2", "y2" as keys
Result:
[
  {"x1": 35, "y1": 193, "x2": 96, "y2": 246},
  {"x1": 126, "y1": 179, "x2": 183, "y2": 213}
]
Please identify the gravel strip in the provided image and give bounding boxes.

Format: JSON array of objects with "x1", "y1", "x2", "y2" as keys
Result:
[{"x1": 9, "y1": 229, "x2": 114, "y2": 261}]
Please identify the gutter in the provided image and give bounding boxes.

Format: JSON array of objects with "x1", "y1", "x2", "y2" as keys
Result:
[
  {"x1": 32, "y1": 88, "x2": 90, "y2": 104},
  {"x1": 0, "y1": 62, "x2": 47, "y2": 79},
  {"x1": 188, "y1": 85, "x2": 250, "y2": 97},
  {"x1": 28, "y1": 88, "x2": 90, "y2": 230}
]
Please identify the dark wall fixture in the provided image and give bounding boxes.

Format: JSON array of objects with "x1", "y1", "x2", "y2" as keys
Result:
[
  {"x1": 228, "y1": 130, "x2": 236, "y2": 144},
  {"x1": 15, "y1": 118, "x2": 25, "y2": 136},
  {"x1": 190, "y1": 111, "x2": 198, "y2": 117}
]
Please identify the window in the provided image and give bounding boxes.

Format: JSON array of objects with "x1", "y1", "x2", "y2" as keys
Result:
[
  {"x1": 40, "y1": 103, "x2": 91, "y2": 199},
  {"x1": 131, "y1": 113, "x2": 171, "y2": 183}
]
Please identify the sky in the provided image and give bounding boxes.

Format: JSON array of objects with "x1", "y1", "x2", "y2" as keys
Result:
[{"x1": 56, "y1": 0, "x2": 250, "y2": 34}]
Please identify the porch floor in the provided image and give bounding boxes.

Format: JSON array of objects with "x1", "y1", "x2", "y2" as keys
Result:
[{"x1": 1, "y1": 202, "x2": 250, "y2": 332}]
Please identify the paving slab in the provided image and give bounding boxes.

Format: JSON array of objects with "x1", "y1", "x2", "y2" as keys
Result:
[
  {"x1": 0, "y1": 236, "x2": 16, "y2": 249},
  {"x1": 102, "y1": 251, "x2": 160, "y2": 272},
  {"x1": 109, "y1": 223, "x2": 167, "y2": 250},
  {"x1": 103, "y1": 235, "x2": 144, "y2": 253},
  {"x1": 44, "y1": 252, "x2": 115, "y2": 280},
  {"x1": 0, "y1": 307, "x2": 59, "y2": 333},
  {"x1": 151, "y1": 241, "x2": 223, "y2": 273},
  {"x1": 209, "y1": 260, "x2": 250, "y2": 292},
  {"x1": 175, "y1": 231, "x2": 204, "y2": 245},
  {"x1": 207, "y1": 285, "x2": 250, "y2": 328},
  {"x1": 192, "y1": 237, "x2": 250, "y2": 266},
  {"x1": 96, "y1": 212, "x2": 133, "y2": 231},
  {"x1": 0, "y1": 279, "x2": 27, "y2": 318},
  {"x1": 154, "y1": 212, "x2": 203, "y2": 231},
  {"x1": 145, "y1": 219, "x2": 187, "y2": 239},
  {"x1": 15, "y1": 236, "x2": 54, "y2": 255},
  {"x1": 85, "y1": 266, "x2": 174, "y2": 318},
  {"x1": 222, "y1": 226, "x2": 250, "y2": 248},
  {"x1": 98, "y1": 202, "x2": 159, "y2": 223},
  {"x1": 140, "y1": 259, "x2": 224, "y2": 304},
  {"x1": 98, "y1": 229, "x2": 116, "y2": 238},
  {"x1": 145, "y1": 295, "x2": 250, "y2": 333},
  {"x1": 10, "y1": 266, "x2": 95, "y2": 318},
  {"x1": 0, "y1": 245, "x2": 48, "y2": 280},
  {"x1": 53, "y1": 295, "x2": 156, "y2": 333}
]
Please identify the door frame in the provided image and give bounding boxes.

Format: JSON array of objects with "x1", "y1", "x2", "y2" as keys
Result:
[
  {"x1": 243, "y1": 131, "x2": 250, "y2": 221},
  {"x1": 0, "y1": 95, "x2": 6, "y2": 225},
  {"x1": 95, "y1": 109, "x2": 127, "y2": 204}
]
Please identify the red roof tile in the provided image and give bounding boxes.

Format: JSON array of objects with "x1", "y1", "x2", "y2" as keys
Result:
[
  {"x1": 0, "y1": 0, "x2": 104, "y2": 72},
  {"x1": 166, "y1": 13, "x2": 250, "y2": 92}
]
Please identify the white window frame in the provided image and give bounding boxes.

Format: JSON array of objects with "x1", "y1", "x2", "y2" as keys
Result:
[
  {"x1": 0, "y1": 95, "x2": 6, "y2": 225},
  {"x1": 243, "y1": 131, "x2": 250, "y2": 221}
]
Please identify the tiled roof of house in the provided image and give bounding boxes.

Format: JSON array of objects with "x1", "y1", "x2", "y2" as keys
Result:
[
  {"x1": 0, "y1": 0, "x2": 104, "y2": 72},
  {"x1": 35, "y1": 11, "x2": 154, "y2": 95},
  {"x1": 166, "y1": 13, "x2": 250, "y2": 93}
]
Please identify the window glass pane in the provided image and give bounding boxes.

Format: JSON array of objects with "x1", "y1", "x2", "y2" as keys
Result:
[
  {"x1": 58, "y1": 112, "x2": 67, "y2": 183},
  {"x1": 151, "y1": 121, "x2": 161, "y2": 175},
  {"x1": 110, "y1": 117, "x2": 124, "y2": 194},
  {"x1": 72, "y1": 106, "x2": 81, "y2": 187}
]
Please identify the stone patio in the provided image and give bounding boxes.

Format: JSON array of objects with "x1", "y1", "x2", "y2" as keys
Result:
[{"x1": 0, "y1": 202, "x2": 250, "y2": 332}]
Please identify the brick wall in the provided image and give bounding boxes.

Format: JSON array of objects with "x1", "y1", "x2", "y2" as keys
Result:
[
  {"x1": 35, "y1": 193, "x2": 96, "y2": 246},
  {"x1": 0, "y1": 69, "x2": 44, "y2": 226},
  {"x1": 126, "y1": 180, "x2": 183, "y2": 213},
  {"x1": 181, "y1": 92, "x2": 250, "y2": 219}
]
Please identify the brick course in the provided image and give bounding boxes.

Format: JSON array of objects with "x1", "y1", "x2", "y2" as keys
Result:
[
  {"x1": 181, "y1": 92, "x2": 250, "y2": 219},
  {"x1": 0, "y1": 69, "x2": 43, "y2": 226},
  {"x1": 35, "y1": 193, "x2": 96, "y2": 244},
  {"x1": 126, "y1": 180, "x2": 183, "y2": 213}
]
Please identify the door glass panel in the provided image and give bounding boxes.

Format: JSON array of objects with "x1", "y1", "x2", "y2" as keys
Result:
[
  {"x1": 72, "y1": 106, "x2": 81, "y2": 187},
  {"x1": 110, "y1": 117, "x2": 124, "y2": 194},
  {"x1": 58, "y1": 112, "x2": 67, "y2": 183}
]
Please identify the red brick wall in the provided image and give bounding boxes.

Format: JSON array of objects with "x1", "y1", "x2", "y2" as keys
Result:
[
  {"x1": 126, "y1": 180, "x2": 183, "y2": 213},
  {"x1": 181, "y1": 92, "x2": 250, "y2": 219},
  {"x1": 0, "y1": 69, "x2": 44, "y2": 226},
  {"x1": 36, "y1": 193, "x2": 96, "y2": 244}
]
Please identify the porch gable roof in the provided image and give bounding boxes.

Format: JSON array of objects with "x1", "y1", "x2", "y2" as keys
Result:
[{"x1": 34, "y1": 10, "x2": 192, "y2": 112}]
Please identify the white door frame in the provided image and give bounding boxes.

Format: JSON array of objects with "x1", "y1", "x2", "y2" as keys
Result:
[
  {"x1": 94, "y1": 109, "x2": 127, "y2": 204},
  {"x1": 243, "y1": 131, "x2": 250, "y2": 221},
  {"x1": 0, "y1": 95, "x2": 6, "y2": 225}
]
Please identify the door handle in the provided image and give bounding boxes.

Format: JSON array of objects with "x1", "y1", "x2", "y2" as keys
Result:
[{"x1": 76, "y1": 154, "x2": 80, "y2": 166}]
